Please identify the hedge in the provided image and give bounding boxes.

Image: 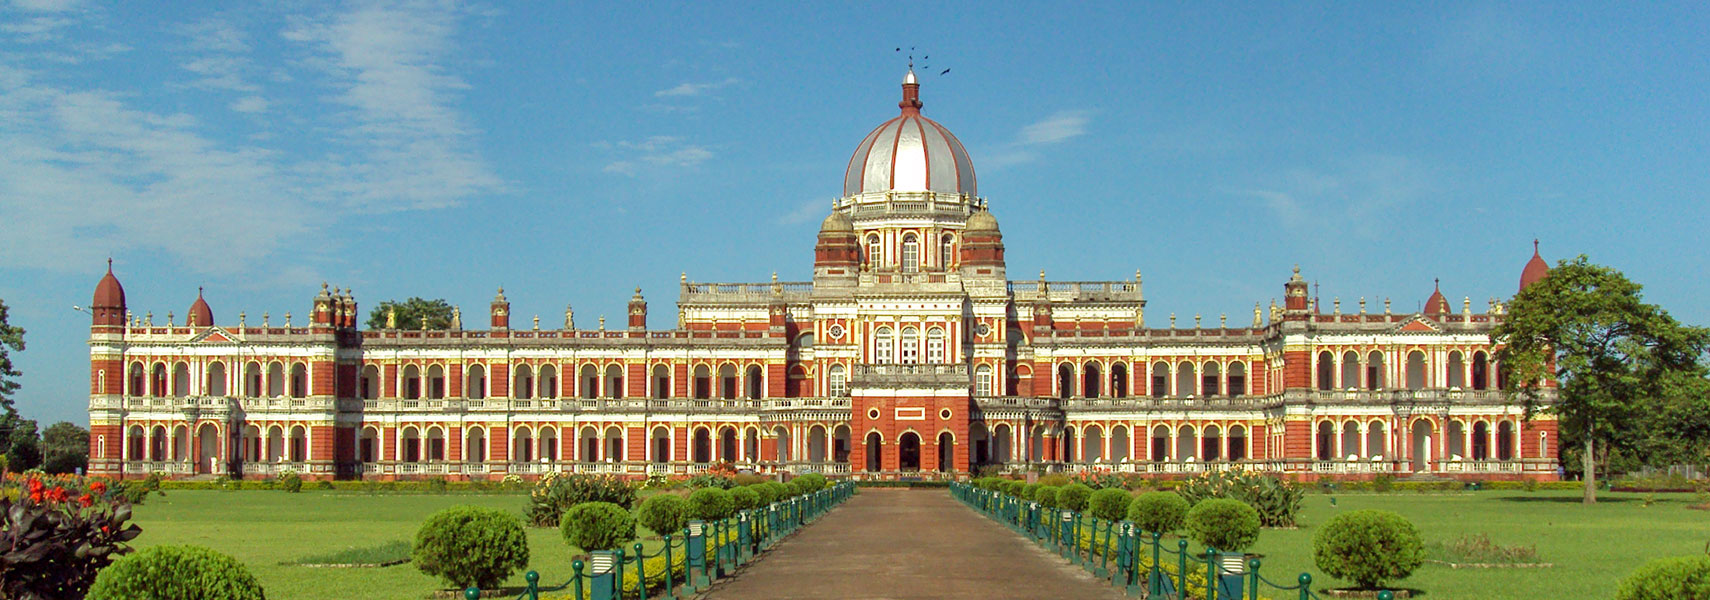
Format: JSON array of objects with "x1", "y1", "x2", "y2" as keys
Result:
[{"x1": 86, "y1": 545, "x2": 264, "y2": 600}]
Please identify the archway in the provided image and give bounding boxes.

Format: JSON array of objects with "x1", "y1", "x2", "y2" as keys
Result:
[
  {"x1": 898, "y1": 432, "x2": 921, "y2": 471},
  {"x1": 1411, "y1": 420, "x2": 1433, "y2": 472},
  {"x1": 865, "y1": 432, "x2": 882, "y2": 472},
  {"x1": 196, "y1": 424, "x2": 220, "y2": 474},
  {"x1": 937, "y1": 432, "x2": 954, "y2": 472}
]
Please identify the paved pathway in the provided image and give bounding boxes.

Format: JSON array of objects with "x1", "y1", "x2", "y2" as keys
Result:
[{"x1": 700, "y1": 489, "x2": 1127, "y2": 600}]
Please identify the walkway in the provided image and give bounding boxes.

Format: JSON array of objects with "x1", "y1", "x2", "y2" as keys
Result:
[{"x1": 700, "y1": 488, "x2": 1127, "y2": 600}]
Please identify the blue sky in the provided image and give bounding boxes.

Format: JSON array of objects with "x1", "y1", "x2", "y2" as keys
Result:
[{"x1": 2, "y1": 1, "x2": 1707, "y2": 426}]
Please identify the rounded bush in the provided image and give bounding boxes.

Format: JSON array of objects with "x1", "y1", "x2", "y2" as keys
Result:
[
  {"x1": 1617, "y1": 555, "x2": 1710, "y2": 600},
  {"x1": 636, "y1": 494, "x2": 689, "y2": 538},
  {"x1": 1022, "y1": 483, "x2": 1042, "y2": 500},
  {"x1": 748, "y1": 482, "x2": 779, "y2": 506},
  {"x1": 1087, "y1": 488, "x2": 1134, "y2": 521},
  {"x1": 1035, "y1": 486, "x2": 1061, "y2": 508},
  {"x1": 794, "y1": 473, "x2": 827, "y2": 493},
  {"x1": 1312, "y1": 509, "x2": 1424, "y2": 590},
  {"x1": 687, "y1": 487, "x2": 735, "y2": 520},
  {"x1": 87, "y1": 544, "x2": 264, "y2": 600},
  {"x1": 730, "y1": 486, "x2": 761, "y2": 511},
  {"x1": 411, "y1": 505, "x2": 530, "y2": 589},
  {"x1": 1185, "y1": 498, "x2": 1261, "y2": 552},
  {"x1": 559, "y1": 502, "x2": 637, "y2": 552},
  {"x1": 784, "y1": 479, "x2": 807, "y2": 497},
  {"x1": 1128, "y1": 491, "x2": 1190, "y2": 534},
  {"x1": 1057, "y1": 483, "x2": 1093, "y2": 512},
  {"x1": 277, "y1": 470, "x2": 302, "y2": 494},
  {"x1": 761, "y1": 481, "x2": 788, "y2": 503}
]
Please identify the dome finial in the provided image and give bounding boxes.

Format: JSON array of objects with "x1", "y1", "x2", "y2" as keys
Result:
[{"x1": 899, "y1": 65, "x2": 923, "y2": 114}]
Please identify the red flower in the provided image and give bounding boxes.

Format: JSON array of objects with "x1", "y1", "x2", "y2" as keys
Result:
[
  {"x1": 26, "y1": 478, "x2": 44, "y2": 493},
  {"x1": 90, "y1": 481, "x2": 108, "y2": 494},
  {"x1": 46, "y1": 487, "x2": 70, "y2": 503},
  {"x1": 78, "y1": 494, "x2": 94, "y2": 508},
  {"x1": 28, "y1": 491, "x2": 43, "y2": 504}
]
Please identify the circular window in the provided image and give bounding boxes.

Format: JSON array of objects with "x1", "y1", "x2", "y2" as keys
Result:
[
  {"x1": 976, "y1": 323, "x2": 991, "y2": 337},
  {"x1": 939, "y1": 408, "x2": 952, "y2": 420},
  {"x1": 827, "y1": 324, "x2": 845, "y2": 340},
  {"x1": 867, "y1": 408, "x2": 880, "y2": 420}
]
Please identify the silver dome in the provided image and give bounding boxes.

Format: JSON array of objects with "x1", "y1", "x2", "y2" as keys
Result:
[{"x1": 842, "y1": 76, "x2": 976, "y2": 198}]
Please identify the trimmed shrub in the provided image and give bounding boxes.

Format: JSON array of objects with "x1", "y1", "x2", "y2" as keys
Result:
[
  {"x1": 637, "y1": 494, "x2": 690, "y2": 537},
  {"x1": 1023, "y1": 482, "x2": 1042, "y2": 500},
  {"x1": 794, "y1": 473, "x2": 828, "y2": 493},
  {"x1": 412, "y1": 505, "x2": 530, "y2": 590},
  {"x1": 1087, "y1": 488, "x2": 1133, "y2": 521},
  {"x1": 87, "y1": 544, "x2": 263, "y2": 600},
  {"x1": 1035, "y1": 486, "x2": 1061, "y2": 508},
  {"x1": 748, "y1": 482, "x2": 779, "y2": 506},
  {"x1": 730, "y1": 486, "x2": 761, "y2": 511},
  {"x1": 278, "y1": 470, "x2": 303, "y2": 493},
  {"x1": 1616, "y1": 555, "x2": 1710, "y2": 600},
  {"x1": 784, "y1": 479, "x2": 806, "y2": 497},
  {"x1": 761, "y1": 481, "x2": 788, "y2": 503},
  {"x1": 687, "y1": 487, "x2": 735, "y2": 521},
  {"x1": 526, "y1": 473, "x2": 638, "y2": 527},
  {"x1": 1038, "y1": 473, "x2": 1071, "y2": 487},
  {"x1": 1128, "y1": 491, "x2": 1189, "y2": 534},
  {"x1": 1057, "y1": 483, "x2": 1094, "y2": 512},
  {"x1": 1185, "y1": 498, "x2": 1261, "y2": 552},
  {"x1": 1312, "y1": 509, "x2": 1424, "y2": 589},
  {"x1": 559, "y1": 502, "x2": 636, "y2": 552}
]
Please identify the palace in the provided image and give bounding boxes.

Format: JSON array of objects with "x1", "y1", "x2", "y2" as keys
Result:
[{"x1": 85, "y1": 69, "x2": 1559, "y2": 482}]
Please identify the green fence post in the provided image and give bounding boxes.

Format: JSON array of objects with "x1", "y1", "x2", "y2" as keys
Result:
[
  {"x1": 687, "y1": 520, "x2": 708, "y2": 590},
  {"x1": 662, "y1": 534, "x2": 676, "y2": 600},
  {"x1": 526, "y1": 570, "x2": 540, "y2": 600},
  {"x1": 1205, "y1": 548, "x2": 1219, "y2": 600},
  {"x1": 1150, "y1": 531, "x2": 1164, "y2": 597},
  {"x1": 1378, "y1": 591, "x2": 1393, "y2": 600},
  {"x1": 1176, "y1": 539, "x2": 1189, "y2": 599},
  {"x1": 572, "y1": 560, "x2": 586, "y2": 600},
  {"x1": 1298, "y1": 574, "x2": 1312, "y2": 600},
  {"x1": 1098, "y1": 519, "x2": 1112, "y2": 578},
  {"x1": 1248, "y1": 559, "x2": 1260, "y2": 600},
  {"x1": 464, "y1": 587, "x2": 479, "y2": 600},
  {"x1": 634, "y1": 543, "x2": 648, "y2": 599}
]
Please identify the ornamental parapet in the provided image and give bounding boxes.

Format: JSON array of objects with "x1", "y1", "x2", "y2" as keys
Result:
[
  {"x1": 679, "y1": 281, "x2": 813, "y2": 304},
  {"x1": 351, "y1": 397, "x2": 852, "y2": 416},
  {"x1": 1006, "y1": 280, "x2": 1142, "y2": 303},
  {"x1": 835, "y1": 190, "x2": 984, "y2": 219},
  {"x1": 852, "y1": 363, "x2": 968, "y2": 388}
]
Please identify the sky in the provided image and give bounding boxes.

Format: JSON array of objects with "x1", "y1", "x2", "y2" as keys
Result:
[{"x1": 2, "y1": 1, "x2": 1707, "y2": 426}]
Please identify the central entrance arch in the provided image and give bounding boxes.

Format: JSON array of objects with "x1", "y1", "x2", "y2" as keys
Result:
[
  {"x1": 899, "y1": 432, "x2": 921, "y2": 471},
  {"x1": 865, "y1": 432, "x2": 882, "y2": 472}
]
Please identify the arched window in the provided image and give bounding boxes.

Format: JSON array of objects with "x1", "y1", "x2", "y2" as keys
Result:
[
  {"x1": 828, "y1": 364, "x2": 847, "y2": 396},
  {"x1": 874, "y1": 327, "x2": 894, "y2": 364},
  {"x1": 1471, "y1": 352, "x2": 1489, "y2": 390},
  {"x1": 1083, "y1": 362, "x2": 1101, "y2": 398},
  {"x1": 289, "y1": 363, "x2": 308, "y2": 398},
  {"x1": 719, "y1": 364, "x2": 738, "y2": 399},
  {"x1": 425, "y1": 365, "x2": 444, "y2": 399},
  {"x1": 604, "y1": 364, "x2": 625, "y2": 399},
  {"x1": 539, "y1": 364, "x2": 558, "y2": 399},
  {"x1": 1227, "y1": 361, "x2": 1247, "y2": 396},
  {"x1": 359, "y1": 365, "x2": 379, "y2": 400},
  {"x1": 466, "y1": 364, "x2": 486, "y2": 399},
  {"x1": 1151, "y1": 362, "x2": 1169, "y2": 398},
  {"x1": 652, "y1": 365, "x2": 670, "y2": 399},
  {"x1": 580, "y1": 365, "x2": 599, "y2": 399},
  {"x1": 693, "y1": 365, "x2": 711, "y2": 399},
  {"x1": 940, "y1": 234, "x2": 955, "y2": 269},
  {"x1": 1406, "y1": 351, "x2": 1427, "y2": 390},
  {"x1": 401, "y1": 365, "x2": 421, "y2": 399},
  {"x1": 899, "y1": 327, "x2": 919, "y2": 363},
  {"x1": 266, "y1": 362, "x2": 283, "y2": 397},
  {"x1": 1228, "y1": 425, "x2": 1248, "y2": 461},
  {"x1": 1316, "y1": 351, "x2": 1335, "y2": 391},
  {"x1": 975, "y1": 364, "x2": 993, "y2": 396},
  {"x1": 927, "y1": 328, "x2": 945, "y2": 363},
  {"x1": 513, "y1": 364, "x2": 533, "y2": 399},
  {"x1": 244, "y1": 362, "x2": 261, "y2": 397},
  {"x1": 172, "y1": 362, "x2": 190, "y2": 397},
  {"x1": 128, "y1": 362, "x2": 146, "y2": 396},
  {"x1": 1057, "y1": 363, "x2": 1075, "y2": 399},
  {"x1": 1175, "y1": 362, "x2": 1196, "y2": 397},
  {"x1": 866, "y1": 235, "x2": 882, "y2": 269},
  {"x1": 901, "y1": 234, "x2": 919, "y2": 273},
  {"x1": 1341, "y1": 351, "x2": 1360, "y2": 390},
  {"x1": 1367, "y1": 351, "x2": 1386, "y2": 390},
  {"x1": 745, "y1": 365, "x2": 764, "y2": 399},
  {"x1": 1201, "y1": 362, "x2": 1220, "y2": 397},
  {"x1": 206, "y1": 362, "x2": 226, "y2": 396},
  {"x1": 1447, "y1": 352, "x2": 1465, "y2": 389},
  {"x1": 1110, "y1": 363, "x2": 1128, "y2": 398},
  {"x1": 1150, "y1": 425, "x2": 1170, "y2": 461}
]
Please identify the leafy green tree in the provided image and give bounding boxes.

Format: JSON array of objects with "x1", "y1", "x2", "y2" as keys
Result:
[
  {"x1": 4, "y1": 418, "x2": 41, "y2": 471},
  {"x1": 1493, "y1": 256, "x2": 1710, "y2": 503},
  {"x1": 0, "y1": 299, "x2": 23, "y2": 419},
  {"x1": 43, "y1": 421, "x2": 89, "y2": 474},
  {"x1": 364, "y1": 297, "x2": 454, "y2": 330}
]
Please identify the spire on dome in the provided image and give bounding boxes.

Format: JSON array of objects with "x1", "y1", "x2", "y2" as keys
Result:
[
  {"x1": 1425, "y1": 278, "x2": 1450, "y2": 314},
  {"x1": 187, "y1": 286, "x2": 213, "y2": 327},
  {"x1": 91, "y1": 259, "x2": 127, "y2": 327},
  {"x1": 1520, "y1": 239, "x2": 1550, "y2": 292},
  {"x1": 899, "y1": 67, "x2": 922, "y2": 114}
]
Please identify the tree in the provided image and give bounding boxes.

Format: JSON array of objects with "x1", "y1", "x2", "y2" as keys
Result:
[
  {"x1": 0, "y1": 299, "x2": 23, "y2": 419},
  {"x1": 3, "y1": 418, "x2": 40, "y2": 471},
  {"x1": 42, "y1": 421, "x2": 88, "y2": 475},
  {"x1": 1492, "y1": 256, "x2": 1710, "y2": 504},
  {"x1": 364, "y1": 297, "x2": 455, "y2": 330}
]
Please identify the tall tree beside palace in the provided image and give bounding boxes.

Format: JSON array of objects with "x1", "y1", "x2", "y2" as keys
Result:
[
  {"x1": 1492, "y1": 256, "x2": 1710, "y2": 504},
  {"x1": 0, "y1": 299, "x2": 23, "y2": 418}
]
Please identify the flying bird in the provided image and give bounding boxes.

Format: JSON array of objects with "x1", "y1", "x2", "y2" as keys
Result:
[{"x1": 940, "y1": 68, "x2": 951, "y2": 75}]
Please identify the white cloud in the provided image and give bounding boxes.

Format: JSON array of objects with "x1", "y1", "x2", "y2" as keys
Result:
[
  {"x1": 981, "y1": 109, "x2": 1094, "y2": 168},
  {"x1": 601, "y1": 136, "x2": 715, "y2": 176},
  {"x1": 9, "y1": 0, "x2": 81, "y2": 11},
  {"x1": 1235, "y1": 155, "x2": 1435, "y2": 238},
  {"x1": 653, "y1": 77, "x2": 739, "y2": 98},
  {"x1": 230, "y1": 95, "x2": 267, "y2": 113}
]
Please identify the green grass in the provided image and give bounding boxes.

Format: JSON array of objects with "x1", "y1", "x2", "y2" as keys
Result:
[
  {"x1": 1238, "y1": 490, "x2": 1710, "y2": 599},
  {"x1": 285, "y1": 540, "x2": 413, "y2": 566},
  {"x1": 128, "y1": 488, "x2": 1707, "y2": 599}
]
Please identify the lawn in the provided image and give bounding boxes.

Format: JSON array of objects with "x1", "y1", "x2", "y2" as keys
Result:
[
  {"x1": 127, "y1": 488, "x2": 1707, "y2": 599},
  {"x1": 1239, "y1": 490, "x2": 1710, "y2": 599}
]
